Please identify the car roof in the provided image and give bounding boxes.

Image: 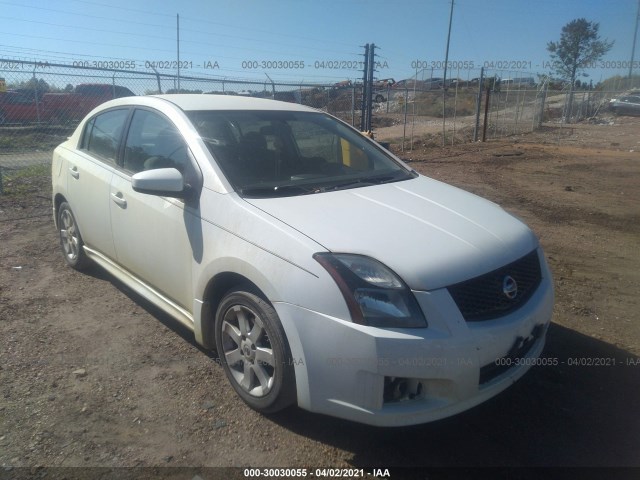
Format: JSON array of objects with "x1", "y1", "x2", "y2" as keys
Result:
[{"x1": 150, "y1": 94, "x2": 317, "y2": 112}]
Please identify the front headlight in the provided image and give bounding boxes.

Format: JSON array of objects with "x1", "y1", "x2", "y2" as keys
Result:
[{"x1": 313, "y1": 253, "x2": 427, "y2": 328}]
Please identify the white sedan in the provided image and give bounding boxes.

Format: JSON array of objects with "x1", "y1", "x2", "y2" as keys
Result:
[{"x1": 52, "y1": 94, "x2": 554, "y2": 426}]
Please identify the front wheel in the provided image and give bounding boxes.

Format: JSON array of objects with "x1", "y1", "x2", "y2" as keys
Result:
[
  {"x1": 57, "y1": 202, "x2": 91, "y2": 270},
  {"x1": 215, "y1": 288, "x2": 296, "y2": 413}
]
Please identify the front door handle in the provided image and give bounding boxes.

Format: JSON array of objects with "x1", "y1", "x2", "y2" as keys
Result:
[
  {"x1": 111, "y1": 192, "x2": 127, "y2": 208},
  {"x1": 69, "y1": 166, "x2": 79, "y2": 179}
]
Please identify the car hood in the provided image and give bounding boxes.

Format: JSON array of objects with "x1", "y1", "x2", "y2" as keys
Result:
[{"x1": 244, "y1": 176, "x2": 539, "y2": 290}]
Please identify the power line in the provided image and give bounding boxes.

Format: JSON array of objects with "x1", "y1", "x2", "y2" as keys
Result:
[
  {"x1": 66, "y1": 0, "x2": 357, "y2": 48},
  {"x1": 1, "y1": 12, "x2": 365, "y2": 76},
  {"x1": 0, "y1": 1, "x2": 357, "y2": 55},
  {"x1": 2, "y1": 32, "x2": 184, "y2": 55},
  {"x1": 0, "y1": 16, "x2": 176, "y2": 42},
  {"x1": 0, "y1": 46, "x2": 361, "y2": 83},
  {"x1": 0, "y1": 1, "x2": 169, "y2": 29},
  {"x1": 0, "y1": 2, "x2": 390, "y2": 82},
  {"x1": 2, "y1": 27, "x2": 361, "y2": 68},
  {"x1": 67, "y1": 0, "x2": 176, "y2": 18}
]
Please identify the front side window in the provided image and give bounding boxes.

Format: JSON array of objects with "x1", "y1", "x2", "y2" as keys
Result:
[
  {"x1": 123, "y1": 109, "x2": 189, "y2": 174},
  {"x1": 83, "y1": 108, "x2": 129, "y2": 163},
  {"x1": 187, "y1": 110, "x2": 415, "y2": 197}
]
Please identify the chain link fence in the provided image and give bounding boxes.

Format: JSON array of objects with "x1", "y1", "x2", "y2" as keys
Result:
[
  {"x1": 1, "y1": 59, "x2": 636, "y2": 193},
  {"x1": 368, "y1": 68, "x2": 539, "y2": 148},
  {"x1": 371, "y1": 67, "x2": 631, "y2": 150},
  {"x1": 0, "y1": 60, "x2": 368, "y2": 192}
]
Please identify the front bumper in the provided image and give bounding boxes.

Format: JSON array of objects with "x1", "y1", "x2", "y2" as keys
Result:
[{"x1": 274, "y1": 257, "x2": 554, "y2": 427}]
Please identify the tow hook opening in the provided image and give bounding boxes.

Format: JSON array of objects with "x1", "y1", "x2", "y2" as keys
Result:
[{"x1": 383, "y1": 377, "x2": 424, "y2": 403}]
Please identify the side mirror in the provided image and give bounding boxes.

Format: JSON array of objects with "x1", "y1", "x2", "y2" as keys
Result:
[{"x1": 132, "y1": 168, "x2": 187, "y2": 198}]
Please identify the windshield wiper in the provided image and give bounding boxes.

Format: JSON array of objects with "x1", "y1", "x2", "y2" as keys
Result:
[
  {"x1": 240, "y1": 172, "x2": 409, "y2": 197},
  {"x1": 239, "y1": 183, "x2": 318, "y2": 198},
  {"x1": 322, "y1": 173, "x2": 404, "y2": 192}
]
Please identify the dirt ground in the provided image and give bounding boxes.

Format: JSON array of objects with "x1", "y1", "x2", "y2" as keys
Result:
[{"x1": 0, "y1": 117, "x2": 639, "y2": 476}]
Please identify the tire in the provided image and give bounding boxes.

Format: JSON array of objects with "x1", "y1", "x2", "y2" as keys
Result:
[
  {"x1": 57, "y1": 202, "x2": 91, "y2": 270},
  {"x1": 215, "y1": 288, "x2": 296, "y2": 413}
]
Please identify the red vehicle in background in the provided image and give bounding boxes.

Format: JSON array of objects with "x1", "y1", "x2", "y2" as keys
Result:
[
  {"x1": 0, "y1": 89, "x2": 46, "y2": 124},
  {"x1": 0, "y1": 84, "x2": 135, "y2": 125},
  {"x1": 43, "y1": 84, "x2": 135, "y2": 123}
]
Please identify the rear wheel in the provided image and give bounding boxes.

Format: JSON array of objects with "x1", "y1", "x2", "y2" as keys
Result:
[
  {"x1": 57, "y1": 202, "x2": 90, "y2": 270},
  {"x1": 215, "y1": 288, "x2": 296, "y2": 413}
]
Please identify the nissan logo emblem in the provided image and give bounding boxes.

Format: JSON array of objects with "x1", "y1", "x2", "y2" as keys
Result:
[{"x1": 503, "y1": 275, "x2": 518, "y2": 300}]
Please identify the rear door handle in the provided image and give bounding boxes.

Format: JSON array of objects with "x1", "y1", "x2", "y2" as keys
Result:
[
  {"x1": 69, "y1": 166, "x2": 79, "y2": 179},
  {"x1": 110, "y1": 192, "x2": 127, "y2": 208}
]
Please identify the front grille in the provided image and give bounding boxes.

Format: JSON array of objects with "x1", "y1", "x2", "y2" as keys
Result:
[
  {"x1": 479, "y1": 324, "x2": 545, "y2": 385},
  {"x1": 448, "y1": 250, "x2": 542, "y2": 322}
]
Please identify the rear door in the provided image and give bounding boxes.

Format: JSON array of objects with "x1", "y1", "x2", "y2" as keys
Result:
[{"x1": 65, "y1": 107, "x2": 130, "y2": 260}]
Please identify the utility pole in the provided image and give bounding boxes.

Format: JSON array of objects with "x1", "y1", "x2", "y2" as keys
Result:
[
  {"x1": 360, "y1": 44, "x2": 369, "y2": 131},
  {"x1": 442, "y1": 0, "x2": 454, "y2": 146},
  {"x1": 359, "y1": 43, "x2": 378, "y2": 132},
  {"x1": 177, "y1": 14, "x2": 181, "y2": 92},
  {"x1": 630, "y1": 0, "x2": 640, "y2": 78},
  {"x1": 473, "y1": 66, "x2": 484, "y2": 141},
  {"x1": 367, "y1": 43, "x2": 375, "y2": 132}
]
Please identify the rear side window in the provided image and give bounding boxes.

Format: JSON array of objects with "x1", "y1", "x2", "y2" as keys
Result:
[{"x1": 82, "y1": 109, "x2": 129, "y2": 163}]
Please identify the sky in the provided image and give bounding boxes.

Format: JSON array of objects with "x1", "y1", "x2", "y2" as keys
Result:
[{"x1": 1, "y1": 0, "x2": 639, "y2": 87}]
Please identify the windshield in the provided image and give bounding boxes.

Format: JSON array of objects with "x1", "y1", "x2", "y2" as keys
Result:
[{"x1": 186, "y1": 110, "x2": 416, "y2": 197}]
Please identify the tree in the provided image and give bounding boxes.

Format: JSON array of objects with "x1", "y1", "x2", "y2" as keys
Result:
[
  {"x1": 547, "y1": 18, "x2": 613, "y2": 120},
  {"x1": 11, "y1": 77, "x2": 51, "y2": 93}
]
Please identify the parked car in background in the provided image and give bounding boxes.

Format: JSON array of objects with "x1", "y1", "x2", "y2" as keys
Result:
[
  {"x1": 368, "y1": 79, "x2": 395, "y2": 103},
  {"x1": 501, "y1": 77, "x2": 536, "y2": 88},
  {"x1": 0, "y1": 84, "x2": 135, "y2": 125},
  {"x1": 0, "y1": 89, "x2": 44, "y2": 124},
  {"x1": 424, "y1": 77, "x2": 444, "y2": 89},
  {"x1": 44, "y1": 83, "x2": 134, "y2": 123},
  {"x1": 52, "y1": 94, "x2": 554, "y2": 426},
  {"x1": 609, "y1": 95, "x2": 640, "y2": 116}
]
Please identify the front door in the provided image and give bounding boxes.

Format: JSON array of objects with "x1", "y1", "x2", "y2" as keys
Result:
[{"x1": 109, "y1": 108, "x2": 197, "y2": 310}]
